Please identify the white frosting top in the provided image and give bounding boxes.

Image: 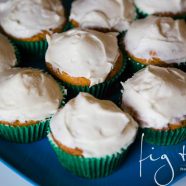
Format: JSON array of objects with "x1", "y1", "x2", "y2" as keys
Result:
[
  {"x1": 0, "y1": 68, "x2": 63, "y2": 123},
  {"x1": 0, "y1": 33, "x2": 17, "y2": 71},
  {"x1": 50, "y1": 93, "x2": 138, "y2": 158},
  {"x1": 0, "y1": 0, "x2": 65, "y2": 38},
  {"x1": 134, "y1": 0, "x2": 186, "y2": 15},
  {"x1": 124, "y1": 16, "x2": 186, "y2": 64},
  {"x1": 46, "y1": 29, "x2": 120, "y2": 86},
  {"x1": 70, "y1": 0, "x2": 136, "y2": 32},
  {"x1": 121, "y1": 65, "x2": 186, "y2": 129}
]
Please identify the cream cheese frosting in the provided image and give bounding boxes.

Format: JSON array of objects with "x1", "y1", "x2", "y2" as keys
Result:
[
  {"x1": 0, "y1": 68, "x2": 63, "y2": 123},
  {"x1": 124, "y1": 16, "x2": 186, "y2": 64},
  {"x1": 121, "y1": 65, "x2": 186, "y2": 129},
  {"x1": 70, "y1": 0, "x2": 136, "y2": 32},
  {"x1": 0, "y1": 0, "x2": 65, "y2": 39},
  {"x1": 50, "y1": 93, "x2": 138, "y2": 158},
  {"x1": 134, "y1": 0, "x2": 186, "y2": 15},
  {"x1": 0, "y1": 33, "x2": 17, "y2": 71},
  {"x1": 46, "y1": 29, "x2": 120, "y2": 86}
]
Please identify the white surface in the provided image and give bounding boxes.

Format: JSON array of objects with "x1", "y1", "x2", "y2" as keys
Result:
[
  {"x1": 0, "y1": 160, "x2": 35, "y2": 186},
  {"x1": 172, "y1": 176, "x2": 186, "y2": 186}
]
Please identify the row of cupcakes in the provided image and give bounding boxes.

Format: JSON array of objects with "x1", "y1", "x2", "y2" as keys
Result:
[{"x1": 1, "y1": 0, "x2": 186, "y2": 56}]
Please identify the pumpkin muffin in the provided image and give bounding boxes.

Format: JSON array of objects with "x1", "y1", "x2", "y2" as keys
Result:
[
  {"x1": 124, "y1": 16, "x2": 186, "y2": 72},
  {"x1": 0, "y1": 0, "x2": 66, "y2": 54},
  {"x1": 69, "y1": 0, "x2": 136, "y2": 32},
  {"x1": 46, "y1": 29, "x2": 126, "y2": 97},
  {"x1": 121, "y1": 65, "x2": 186, "y2": 145},
  {"x1": 134, "y1": 0, "x2": 186, "y2": 18},
  {"x1": 48, "y1": 92, "x2": 138, "y2": 178},
  {"x1": 0, "y1": 68, "x2": 65, "y2": 143}
]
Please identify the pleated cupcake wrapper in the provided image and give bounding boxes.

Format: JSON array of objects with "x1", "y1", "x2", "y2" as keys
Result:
[
  {"x1": 127, "y1": 56, "x2": 146, "y2": 74},
  {"x1": 136, "y1": 6, "x2": 186, "y2": 20},
  {"x1": 140, "y1": 127, "x2": 186, "y2": 146},
  {"x1": 0, "y1": 85, "x2": 66, "y2": 143},
  {"x1": 61, "y1": 55, "x2": 127, "y2": 98},
  {"x1": 12, "y1": 39, "x2": 48, "y2": 57},
  {"x1": 48, "y1": 134, "x2": 128, "y2": 179},
  {"x1": 127, "y1": 55, "x2": 186, "y2": 74},
  {"x1": 0, "y1": 119, "x2": 50, "y2": 143}
]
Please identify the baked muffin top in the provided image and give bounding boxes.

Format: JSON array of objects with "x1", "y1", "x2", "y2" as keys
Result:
[
  {"x1": 46, "y1": 29, "x2": 120, "y2": 86},
  {"x1": 124, "y1": 16, "x2": 186, "y2": 64},
  {"x1": 0, "y1": 0, "x2": 65, "y2": 39},
  {"x1": 0, "y1": 68, "x2": 63, "y2": 123},
  {"x1": 70, "y1": 0, "x2": 136, "y2": 32},
  {"x1": 50, "y1": 92, "x2": 138, "y2": 157},
  {"x1": 122, "y1": 65, "x2": 186, "y2": 129}
]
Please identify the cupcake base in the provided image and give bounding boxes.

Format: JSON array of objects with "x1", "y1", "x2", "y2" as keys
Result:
[
  {"x1": 0, "y1": 119, "x2": 50, "y2": 143},
  {"x1": 47, "y1": 53, "x2": 126, "y2": 98},
  {"x1": 48, "y1": 134, "x2": 128, "y2": 178},
  {"x1": 140, "y1": 127, "x2": 186, "y2": 146}
]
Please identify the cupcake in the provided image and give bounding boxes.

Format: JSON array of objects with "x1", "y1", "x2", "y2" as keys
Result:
[
  {"x1": 134, "y1": 0, "x2": 186, "y2": 18},
  {"x1": 46, "y1": 29, "x2": 126, "y2": 98},
  {"x1": 0, "y1": 33, "x2": 19, "y2": 70},
  {"x1": 0, "y1": 0, "x2": 66, "y2": 55},
  {"x1": 121, "y1": 65, "x2": 186, "y2": 145},
  {"x1": 124, "y1": 16, "x2": 186, "y2": 73},
  {"x1": 48, "y1": 92, "x2": 138, "y2": 178},
  {"x1": 0, "y1": 68, "x2": 65, "y2": 143},
  {"x1": 69, "y1": 0, "x2": 136, "y2": 32}
]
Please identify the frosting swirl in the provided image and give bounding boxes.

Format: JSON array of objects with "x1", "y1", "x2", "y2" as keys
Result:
[
  {"x1": 70, "y1": 0, "x2": 136, "y2": 32},
  {"x1": 0, "y1": 0, "x2": 65, "y2": 39},
  {"x1": 0, "y1": 68, "x2": 63, "y2": 123},
  {"x1": 121, "y1": 65, "x2": 186, "y2": 129},
  {"x1": 0, "y1": 33, "x2": 16, "y2": 71},
  {"x1": 134, "y1": 0, "x2": 186, "y2": 15},
  {"x1": 50, "y1": 93, "x2": 138, "y2": 158},
  {"x1": 46, "y1": 29, "x2": 120, "y2": 86},
  {"x1": 124, "y1": 16, "x2": 186, "y2": 64}
]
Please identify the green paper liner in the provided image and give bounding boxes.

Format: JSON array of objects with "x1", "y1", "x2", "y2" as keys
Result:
[
  {"x1": 48, "y1": 134, "x2": 128, "y2": 178},
  {"x1": 60, "y1": 54, "x2": 127, "y2": 98},
  {"x1": 127, "y1": 55, "x2": 186, "y2": 74},
  {"x1": 0, "y1": 85, "x2": 66, "y2": 143},
  {"x1": 127, "y1": 56, "x2": 146, "y2": 74},
  {"x1": 135, "y1": 6, "x2": 186, "y2": 20},
  {"x1": 0, "y1": 119, "x2": 50, "y2": 143},
  {"x1": 12, "y1": 39, "x2": 48, "y2": 57},
  {"x1": 140, "y1": 127, "x2": 186, "y2": 146}
]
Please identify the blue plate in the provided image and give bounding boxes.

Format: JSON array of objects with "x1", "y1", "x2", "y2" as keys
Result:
[{"x1": 1, "y1": 1, "x2": 186, "y2": 185}]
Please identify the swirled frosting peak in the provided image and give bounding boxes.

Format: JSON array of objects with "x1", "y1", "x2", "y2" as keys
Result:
[
  {"x1": 134, "y1": 0, "x2": 186, "y2": 15},
  {"x1": 0, "y1": 68, "x2": 63, "y2": 123},
  {"x1": 124, "y1": 16, "x2": 186, "y2": 64},
  {"x1": 70, "y1": 0, "x2": 136, "y2": 32},
  {"x1": 0, "y1": 33, "x2": 16, "y2": 71},
  {"x1": 122, "y1": 65, "x2": 186, "y2": 129},
  {"x1": 0, "y1": 0, "x2": 65, "y2": 38},
  {"x1": 46, "y1": 29, "x2": 120, "y2": 86},
  {"x1": 50, "y1": 93, "x2": 138, "y2": 158}
]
